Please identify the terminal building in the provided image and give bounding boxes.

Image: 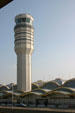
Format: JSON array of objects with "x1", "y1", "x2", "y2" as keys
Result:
[{"x1": 0, "y1": 78, "x2": 75, "y2": 108}]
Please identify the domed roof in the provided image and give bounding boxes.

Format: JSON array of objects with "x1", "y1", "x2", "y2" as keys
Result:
[
  {"x1": 7, "y1": 83, "x2": 16, "y2": 89},
  {"x1": 43, "y1": 87, "x2": 75, "y2": 97},
  {"x1": 41, "y1": 81, "x2": 59, "y2": 91},
  {"x1": 33, "y1": 80, "x2": 44, "y2": 87},
  {"x1": 55, "y1": 87, "x2": 75, "y2": 94},
  {"x1": 15, "y1": 14, "x2": 34, "y2": 21},
  {"x1": 21, "y1": 91, "x2": 42, "y2": 97},
  {"x1": 32, "y1": 83, "x2": 39, "y2": 90},
  {"x1": 53, "y1": 78, "x2": 63, "y2": 85},
  {"x1": 63, "y1": 78, "x2": 75, "y2": 88},
  {"x1": 0, "y1": 85, "x2": 9, "y2": 91},
  {"x1": 9, "y1": 84, "x2": 17, "y2": 91},
  {"x1": 32, "y1": 88, "x2": 46, "y2": 95},
  {"x1": 43, "y1": 90, "x2": 70, "y2": 98}
]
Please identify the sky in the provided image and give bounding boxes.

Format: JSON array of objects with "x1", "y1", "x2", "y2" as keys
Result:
[{"x1": 0, "y1": 0, "x2": 75, "y2": 84}]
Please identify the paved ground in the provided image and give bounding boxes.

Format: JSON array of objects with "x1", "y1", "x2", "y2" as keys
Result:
[{"x1": 0, "y1": 106, "x2": 75, "y2": 113}]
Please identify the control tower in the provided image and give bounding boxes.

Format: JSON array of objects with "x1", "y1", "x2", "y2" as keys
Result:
[{"x1": 14, "y1": 14, "x2": 34, "y2": 91}]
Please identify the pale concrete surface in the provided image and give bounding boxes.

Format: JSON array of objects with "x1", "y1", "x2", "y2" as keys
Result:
[{"x1": 14, "y1": 14, "x2": 34, "y2": 91}]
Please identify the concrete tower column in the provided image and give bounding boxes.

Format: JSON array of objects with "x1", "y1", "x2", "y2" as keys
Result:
[{"x1": 14, "y1": 14, "x2": 34, "y2": 91}]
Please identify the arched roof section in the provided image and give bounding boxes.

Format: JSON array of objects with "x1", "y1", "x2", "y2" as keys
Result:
[
  {"x1": 33, "y1": 80, "x2": 44, "y2": 87},
  {"x1": 2, "y1": 90, "x2": 24, "y2": 98},
  {"x1": 63, "y1": 78, "x2": 75, "y2": 88},
  {"x1": 32, "y1": 88, "x2": 47, "y2": 95},
  {"x1": 55, "y1": 87, "x2": 75, "y2": 93},
  {"x1": 9, "y1": 84, "x2": 17, "y2": 91},
  {"x1": 21, "y1": 91, "x2": 42, "y2": 97},
  {"x1": 0, "y1": 85, "x2": 9, "y2": 91},
  {"x1": 21, "y1": 89, "x2": 47, "y2": 97},
  {"x1": 7, "y1": 83, "x2": 16, "y2": 90},
  {"x1": 32, "y1": 83, "x2": 39, "y2": 90},
  {"x1": 43, "y1": 90, "x2": 70, "y2": 98},
  {"x1": 53, "y1": 78, "x2": 63, "y2": 85},
  {"x1": 0, "y1": 90, "x2": 15, "y2": 99},
  {"x1": 6, "y1": 90, "x2": 24, "y2": 95},
  {"x1": 41, "y1": 81, "x2": 59, "y2": 90}
]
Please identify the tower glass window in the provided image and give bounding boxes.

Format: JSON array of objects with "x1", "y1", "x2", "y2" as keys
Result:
[
  {"x1": 26, "y1": 18, "x2": 30, "y2": 23},
  {"x1": 16, "y1": 18, "x2": 30, "y2": 24},
  {"x1": 16, "y1": 18, "x2": 21, "y2": 24},
  {"x1": 22, "y1": 18, "x2": 26, "y2": 22}
]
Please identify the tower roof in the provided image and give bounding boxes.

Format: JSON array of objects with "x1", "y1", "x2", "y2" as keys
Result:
[{"x1": 15, "y1": 14, "x2": 34, "y2": 22}]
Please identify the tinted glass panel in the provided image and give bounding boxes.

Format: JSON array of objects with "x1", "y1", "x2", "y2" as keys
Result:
[
  {"x1": 16, "y1": 18, "x2": 30, "y2": 24},
  {"x1": 26, "y1": 18, "x2": 30, "y2": 23},
  {"x1": 16, "y1": 19, "x2": 21, "y2": 24},
  {"x1": 22, "y1": 18, "x2": 26, "y2": 22}
]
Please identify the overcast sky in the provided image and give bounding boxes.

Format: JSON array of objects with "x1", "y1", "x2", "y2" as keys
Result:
[{"x1": 0, "y1": 0, "x2": 75, "y2": 84}]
